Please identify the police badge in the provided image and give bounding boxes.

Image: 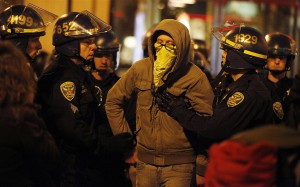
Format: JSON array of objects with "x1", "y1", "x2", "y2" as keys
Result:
[
  {"x1": 227, "y1": 92, "x2": 244, "y2": 107},
  {"x1": 60, "y1": 81, "x2": 76, "y2": 101},
  {"x1": 273, "y1": 101, "x2": 284, "y2": 120}
]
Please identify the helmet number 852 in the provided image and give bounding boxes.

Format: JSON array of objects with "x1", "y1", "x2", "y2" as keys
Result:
[
  {"x1": 234, "y1": 34, "x2": 258, "y2": 44},
  {"x1": 56, "y1": 22, "x2": 76, "y2": 34}
]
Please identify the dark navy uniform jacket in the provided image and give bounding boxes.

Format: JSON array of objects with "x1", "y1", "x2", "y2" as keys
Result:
[
  {"x1": 261, "y1": 74, "x2": 293, "y2": 123},
  {"x1": 37, "y1": 55, "x2": 104, "y2": 186},
  {"x1": 172, "y1": 72, "x2": 274, "y2": 142},
  {"x1": 91, "y1": 73, "x2": 134, "y2": 187},
  {"x1": 37, "y1": 55, "x2": 135, "y2": 187},
  {"x1": 38, "y1": 55, "x2": 98, "y2": 151}
]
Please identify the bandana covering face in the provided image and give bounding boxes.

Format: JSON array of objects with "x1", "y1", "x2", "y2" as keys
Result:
[{"x1": 153, "y1": 46, "x2": 176, "y2": 87}]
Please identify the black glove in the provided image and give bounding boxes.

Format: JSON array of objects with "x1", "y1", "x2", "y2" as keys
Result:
[
  {"x1": 156, "y1": 91, "x2": 188, "y2": 117},
  {"x1": 107, "y1": 132, "x2": 136, "y2": 154}
]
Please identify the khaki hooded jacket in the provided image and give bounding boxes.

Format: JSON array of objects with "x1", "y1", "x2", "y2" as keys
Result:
[{"x1": 106, "y1": 19, "x2": 213, "y2": 166}]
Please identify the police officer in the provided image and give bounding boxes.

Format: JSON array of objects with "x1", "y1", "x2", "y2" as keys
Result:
[
  {"x1": 261, "y1": 33, "x2": 297, "y2": 123},
  {"x1": 37, "y1": 11, "x2": 135, "y2": 187},
  {"x1": 0, "y1": 3, "x2": 57, "y2": 78},
  {"x1": 92, "y1": 30, "x2": 121, "y2": 89},
  {"x1": 91, "y1": 30, "x2": 134, "y2": 187},
  {"x1": 157, "y1": 23, "x2": 274, "y2": 142}
]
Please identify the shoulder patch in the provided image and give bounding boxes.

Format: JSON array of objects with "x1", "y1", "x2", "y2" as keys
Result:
[
  {"x1": 60, "y1": 81, "x2": 76, "y2": 101},
  {"x1": 227, "y1": 92, "x2": 244, "y2": 107},
  {"x1": 273, "y1": 101, "x2": 284, "y2": 120}
]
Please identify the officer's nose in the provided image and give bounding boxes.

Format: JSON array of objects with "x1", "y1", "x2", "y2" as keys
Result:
[
  {"x1": 275, "y1": 57, "x2": 281, "y2": 64},
  {"x1": 37, "y1": 40, "x2": 42, "y2": 50}
]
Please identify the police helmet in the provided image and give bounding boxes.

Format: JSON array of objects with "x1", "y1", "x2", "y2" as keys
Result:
[
  {"x1": 192, "y1": 39, "x2": 210, "y2": 70},
  {"x1": 0, "y1": 4, "x2": 57, "y2": 38},
  {"x1": 213, "y1": 22, "x2": 268, "y2": 70},
  {"x1": 265, "y1": 32, "x2": 297, "y2": 71},
  {"x1": 53, "y1": 11, "x2": 112, "y2": 57},
  {"x1": 95, "y1": 30, "x2": 120, "y2": 70},
  {"x1": 193, "y1": 39, "x2": 208, "y2": 58},
  {"x1": 0, "y1": 3, "x2": 57, "y2": 53}
]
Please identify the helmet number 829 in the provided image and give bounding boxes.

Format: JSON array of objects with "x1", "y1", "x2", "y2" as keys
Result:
[{"x1": 234, "y1": 34, "x2": 258, "y2": 45}]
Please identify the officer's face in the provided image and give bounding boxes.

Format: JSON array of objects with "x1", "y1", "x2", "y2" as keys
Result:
[
  {"x1": 94, "y1": 53, "x2": 114, "y2": 71},
  {"x1": 26, "y1": 37, "x2": 42, "y2": 59},
  {"x1": 267, "y1": 55, "x2": 287, "y2": 71},
  {"x1": 80, "y1": 37, "x2": 97, "y2": 61}
]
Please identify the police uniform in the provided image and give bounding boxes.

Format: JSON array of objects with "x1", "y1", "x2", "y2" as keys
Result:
[
  {"x1": 263, "y1": 32, "x2": 296, "y2": 124},
  {"x1": 36, "y1": 10, "x2": 137, "y2": 187},
  {"x1": 157, "y1": 24, "x2": 275, "y2": 140},
  {"x1": 167, "y1": 72, "x2": 274, "y2": 142},
  {"x1": 91, "y1": 72, "x2": 135, "y2": 187},
  {"x1": 210, "y1": 71, "x2": 233, "y2": 108},
  {"x1": 261, "y1": 74, "x2": 293, "y2": 123},
  {"x1": 90, "y1": 29, "x2": 136, "y2": 187},
  {"x1": 38, "y1": 56, "x2": 136, "y2": 187},
  {"x1": 38, "y1": 55, "x2": 104, "y2": 186},
  {"x1": 92, "y1": 73, "x2": 120, "y2": 121}
]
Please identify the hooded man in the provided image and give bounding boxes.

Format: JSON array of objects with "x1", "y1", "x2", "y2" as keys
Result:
[{"x1": 105, "y1": 19, "x2": 213, "y2": 186}]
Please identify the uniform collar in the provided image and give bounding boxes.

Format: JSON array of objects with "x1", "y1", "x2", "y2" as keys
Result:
[{"x1": 228, "y1": 72, "x2": 257, "y2": 92}]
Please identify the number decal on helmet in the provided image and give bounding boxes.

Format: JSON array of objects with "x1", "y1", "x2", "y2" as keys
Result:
[
  {"x1": 234, "y1": 34, "x2": 258, "y2": 44},
  {"x1": 56, "y1": 21, "x2": 77, "y2": 34},
  {"x1": 8, "y1": 15, "x2": 33, "y2": 27}
]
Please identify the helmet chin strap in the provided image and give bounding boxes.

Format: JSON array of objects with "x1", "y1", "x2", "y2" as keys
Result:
[
  {"x1": 25, "y1": 53, "x2": 35, "y2": 65},
  {"x1": 74, "y1": 55, "x2": 93, "y2": 66},
  {"x1": 269, "y1": 69, "x2": 286, "y2": 76},
  {"x1": 96, "y1": 68, "x2": 113, "y2": 76},
  {"x1": 221, "y1": 59, "x2": 231, "y2": 73},
  {"x1": 69, "y1": 55, "x2": 93, "y2": 73}
]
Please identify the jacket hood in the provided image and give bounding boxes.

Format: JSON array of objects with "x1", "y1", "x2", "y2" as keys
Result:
[{"x1": 148, "y1": 19, "x2": 193, "y2": 71}]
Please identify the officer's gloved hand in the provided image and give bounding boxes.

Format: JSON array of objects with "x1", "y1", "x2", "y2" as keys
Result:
[
  {"x1": 108, "y1": 132, "x2": 136, "y2": 154},
  {"x1": 156, "y1": 92, "x2": 187, "y2": 118}
]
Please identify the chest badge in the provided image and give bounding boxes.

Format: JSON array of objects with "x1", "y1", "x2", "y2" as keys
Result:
[
  {"x1": 227, "y1": 92, "x2": 244, "y2": 107},
  {"x1": 273, "y1": 101, "x2": 284, "y2": 120},
  {"x1": 60, "y1": 81, "x2": 76, "y2": 101}
]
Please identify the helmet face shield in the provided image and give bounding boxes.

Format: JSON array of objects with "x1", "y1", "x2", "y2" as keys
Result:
[
  {"x1": 53, "y1": 11, "x2": 112, "y2": 58},
  {"x1": 58, "y1": 10, "x2": 111, "y2": 39},
  {"x1": 265, "y1": 32, "x2": 297, "y2": 71},
  {"x1": 0, "y1": 3, "x2": 58, "y2": 38},
  {"x1": 94, "y1": 30, "x2": 120, "y2": 70},
  {"x1": 265, "y1": 33, "x2": 297, "y2": 56},
  {"x1": 26, "y1": 3, "x2": 58, "y2": 27},
  {"x1": 212, "y1": 21, "x2": 242, "y2": 49},
  {"x1": 212, "y1": 21, "x2": 268, "y2": 69}
]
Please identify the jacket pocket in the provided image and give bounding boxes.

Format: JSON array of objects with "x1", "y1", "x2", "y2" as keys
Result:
[{"x1": 136, "y1": 80, "x2": 152, "y2": 108}]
